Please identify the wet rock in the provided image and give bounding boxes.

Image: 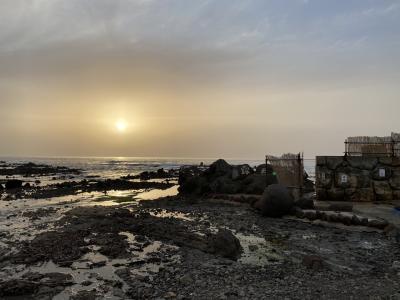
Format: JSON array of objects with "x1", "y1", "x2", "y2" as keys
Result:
[
  {"x1": 368, "y1": 219, "x2": 389, "y2": 230},
  {"x1": 254, "y1": 184, "x2": 294, "y2": 218},
  {"x1": 5, "y1": 179, "x2": 23, "y2": 190},
  {"x1": 71, "y1": 290, "x2": 99, "y2": 300},
  {"x1": 206, "y1": 229, "x2": 242, "y2": 260},
  {"x1": 0, "y1": 279, "x2": 38, "y2": 297},
  {"x1": 302, "y1": 255, "x2": 325, "y2": 271},
  {"x1": 13, "y1": 231, "x2": 88, "y2": 266},
  {"x1": 92, "y1": 233, "x2": 130, "y2": 259},
  {"x1": 351, "y1": 215, "x2": 362, "y2": 226},
  {"x1": 0, "y1": 272, "x2": 73, "y2": 299},
  {"x1": 81, "y1": 280, "x2": 93, "y2": 286},
  {"x1": 0, "y1": 162, "x2": 81, "y2": 176}
]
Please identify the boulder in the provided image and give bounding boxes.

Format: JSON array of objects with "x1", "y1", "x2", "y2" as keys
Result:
[
  {"x1": 5, "y1": 179, "x2": 23, "y2": 190},
  {"x1": 302, "y1": 255, "x2": 325, "y2": 270},
  {"x1": 206, "y1": 229, "x2": 243, "y2": 260},
  {"x1": 254, "y1": 184, "x2": 294, "y2": 218}
]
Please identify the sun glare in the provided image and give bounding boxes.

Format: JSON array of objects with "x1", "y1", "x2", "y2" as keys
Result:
[{"x1": 115, "y1": 119, "x2": 127, "y2": 132}]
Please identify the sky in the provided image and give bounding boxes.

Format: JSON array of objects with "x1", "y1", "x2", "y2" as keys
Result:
[{"x1": 0, "y1": 0, "x2": 399, "y2": 159}]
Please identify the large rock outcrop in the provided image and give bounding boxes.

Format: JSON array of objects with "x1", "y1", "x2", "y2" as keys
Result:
[{"x1": 178, "y1": 159, "x2": 277, "y2": 195}]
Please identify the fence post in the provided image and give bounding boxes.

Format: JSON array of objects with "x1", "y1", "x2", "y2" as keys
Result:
[
  {"x1": 298, "y1": 153, "x2": 303, "y2": 199},
  {"x1": 265, "y1": 155, "x2": 268, "y2": 188}
]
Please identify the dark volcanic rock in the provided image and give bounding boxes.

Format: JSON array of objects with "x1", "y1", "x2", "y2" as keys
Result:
[
  {"x1": 179, "y1": 159, "x2": 270, "y2": 196},
  {"x1": 254, "y1": 184, "x2": 294, "y2": 217},
  {"x1": 0, "y1": 272, "x2": 73, "y2": 299},
  {"x1": 5, "y1": 179, "x2": 23, "y2": 190},
  {"x1": 13, "y1": 230, "x2": 89, "y2": 266},
  {"x1": 0, "y1": 162, "x2": 80, "y2": 176},
  {"x1": 302, "y1": 255, "x2": 325, "y2": 270},
  {"x1": 122, "y1": 168, "x2": 178, "y2": 181},
  {"x1": 206, "y1": 229, "x2": 243, "y2": 260}
]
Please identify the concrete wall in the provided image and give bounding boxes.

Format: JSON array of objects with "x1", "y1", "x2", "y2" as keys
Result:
[{"x1": 316, "y1": 156, "x2": 400, "y2": 201}]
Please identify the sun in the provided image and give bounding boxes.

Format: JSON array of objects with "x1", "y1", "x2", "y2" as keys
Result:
[{"x1": 115, "y1": 119, "x2": 127, "y2": 132}]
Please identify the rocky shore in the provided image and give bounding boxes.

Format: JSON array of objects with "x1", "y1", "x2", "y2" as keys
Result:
[{"x1": 0, "y1": 160, "x2": 399, "y2": 299}]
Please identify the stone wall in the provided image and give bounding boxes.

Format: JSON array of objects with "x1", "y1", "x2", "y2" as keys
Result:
[{"x1": 316, "y1": 156, "x2": 400, "y2": 201}]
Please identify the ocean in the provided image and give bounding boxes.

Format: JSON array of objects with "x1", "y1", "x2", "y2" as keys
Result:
[{"x1": 0, "y1": 156, "x2": 316, "y2": 181}]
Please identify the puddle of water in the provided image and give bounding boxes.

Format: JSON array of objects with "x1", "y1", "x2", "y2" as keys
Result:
[{"x1": 135, "y1": 186, "x2": 178, "y2": 200}]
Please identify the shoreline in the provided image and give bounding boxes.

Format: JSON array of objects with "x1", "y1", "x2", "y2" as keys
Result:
[{"x1": 0, "y1": 160, "x2": 399, "y2": 299}]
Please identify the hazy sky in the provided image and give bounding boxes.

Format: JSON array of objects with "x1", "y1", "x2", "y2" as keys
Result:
[{"x1": 1, "y1": 0, "x2": 399, "y2": 158}]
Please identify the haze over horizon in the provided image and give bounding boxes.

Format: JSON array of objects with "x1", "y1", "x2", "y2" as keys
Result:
[{"x1": 1, "y1": 0, "x2": 399, "y2": 159}]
